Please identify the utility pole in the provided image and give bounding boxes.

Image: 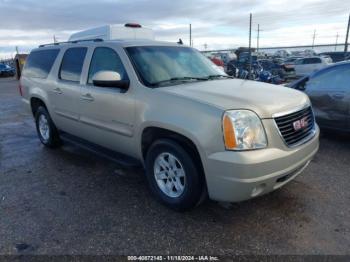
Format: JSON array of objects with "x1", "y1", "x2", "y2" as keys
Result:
[
  {"x1": 189, "y1": 24, "x2": 192, "y2": 47},
  {"x1": 257, "y1": 24, "x2": 260, "y2": 52},
  {"x1": 248, "y1": 13, "x2": 252, "y2": 79},
  {"x1": 335, "y1": 32, "x2": 339, "y2": 51},
  {"x1": 15, "y1": 46, "x2": 19, "y2": 55},
  {"x1": 255, "y1": 24, "x2": 264, "y2": 52},
  {"x1": 53, "y1": 35, "x2": 58, "y2": 43},
  {"x1": 345, "y1": 13, "x2": 350, "y2": 52},
  {"x1": 312, "y1": 30, "x2": 316, "y2": 49}
]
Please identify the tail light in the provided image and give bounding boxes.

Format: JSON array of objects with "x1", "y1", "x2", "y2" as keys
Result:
[
  {"x1": 18, "y1": 81, "x2": 23, "y2": 96},
  {"x1": 284, "y1": 64, "x2": 294, "y2": 69}
]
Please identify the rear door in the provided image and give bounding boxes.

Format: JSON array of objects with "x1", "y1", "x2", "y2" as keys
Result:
[
  {"x1": 311, "y1": 57, "x2": 324, "y2": 71},
  {"x1": 51, "y1": 47, "x2": 88, "y2": 135},
  {"x1": 303, "y1": 58, "x2": 319, "y2": 75},
  {"x1": 78, "y1": 46, "x2": 135, "y2": 155},
  {"x1": 305, "y1": 64, "x2": 350, "y2": 130},
  {"x1": 294, "y1": 58, "x2": 306, "y2": 76}
]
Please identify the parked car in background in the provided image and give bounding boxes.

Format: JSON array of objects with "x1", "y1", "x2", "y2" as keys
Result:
[
  {"x1": 0, "y1": 63, "x2": 15, "y2": 77},
  {"x1": 274, "y1": 50, "x2": 290, "y2": 58},
  {"x1": 318, "y1": 52, "x2": 350, "y2": 63},
  {"x1": 258, "y1": 59, "x2": 295, "y2": 79},
  {"x1": 209, "y1": 55, "x2": 225, "y2": 72},
  {"x1": 294, "y1": 57, "x2": 331, "y2": 77},
  {"x1": 287, "y1": 61, "x2": 350, "y2": 132}
]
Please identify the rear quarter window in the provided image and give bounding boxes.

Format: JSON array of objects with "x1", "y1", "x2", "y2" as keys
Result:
[{"x1": 22, "y1": 49, "x2": 60, "y2": 79}]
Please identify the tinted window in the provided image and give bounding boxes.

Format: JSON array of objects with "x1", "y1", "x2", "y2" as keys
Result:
[
  {"x1": 304, "y1": 58, "x2": 321, "y2": 64},
  {"x1": 295, "y1": 59, "x2": 303, "y2": 65},
  {"x1": 88, "y1": 47, "x2": 128, "y2": 84},
  {"x1": 23, "y1": 49, "x2": 59, "y2": 79},
  {"x1": 306, "y1": 65, "x2": 350, "y2": 90},
  {"x1": 59, "y1": 47, "x2": 87, "y2": 82}
]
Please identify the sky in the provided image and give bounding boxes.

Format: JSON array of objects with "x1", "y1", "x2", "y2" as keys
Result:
[{"x1": 0, "y1": 0, "x2": 349, "y2": 58}]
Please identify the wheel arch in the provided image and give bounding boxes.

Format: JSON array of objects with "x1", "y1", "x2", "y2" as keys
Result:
[
  {"x1": 30, "y1": 96, "x2": 47, "y2": 116},
  {"x1": 140, "y1": 125, "x2": 207, "y2": 190}
]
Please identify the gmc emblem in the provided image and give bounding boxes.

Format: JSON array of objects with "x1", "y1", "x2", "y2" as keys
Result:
[{"x1": 293, "y1": 117, "x2": 308, "y2": 131}]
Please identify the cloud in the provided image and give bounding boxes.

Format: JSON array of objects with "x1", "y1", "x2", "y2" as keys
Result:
[{"x1": 0, "y1": 0, "x2": 349, "y2": 57}]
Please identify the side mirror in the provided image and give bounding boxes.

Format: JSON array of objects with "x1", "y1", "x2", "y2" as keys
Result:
[{"x1": 92, "y1": 71, "x2": 129, "y2": 90}]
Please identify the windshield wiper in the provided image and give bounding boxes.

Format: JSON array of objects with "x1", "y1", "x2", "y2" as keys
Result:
[
  {"x1": 149, "y1": 76, "x2": 208, "y2": 87},
  {"x1": 206, "y1": 74, "x2": 233, "y2": 79}
]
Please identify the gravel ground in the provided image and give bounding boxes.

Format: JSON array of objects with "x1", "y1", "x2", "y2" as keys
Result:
[{"x1": 0, "y1": 77, "x2": 349, "y2": 256}]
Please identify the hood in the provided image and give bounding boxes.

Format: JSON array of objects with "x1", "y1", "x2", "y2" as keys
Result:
[{"x1": 160, "y1": 79, "x2": 310, "y2": 118}]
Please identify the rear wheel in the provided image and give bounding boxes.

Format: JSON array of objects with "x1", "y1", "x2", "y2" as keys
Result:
[
  {"x1": 145, "y1": 139, "x2": 203, "y2": 211},
  {"x1": 35, "y1": 106, "x2": 61, "y2": 148}
]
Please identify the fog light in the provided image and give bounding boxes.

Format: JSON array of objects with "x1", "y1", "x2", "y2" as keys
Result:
[{"x1": 251, "y1": 183, "x2": 266, "y2": 197}]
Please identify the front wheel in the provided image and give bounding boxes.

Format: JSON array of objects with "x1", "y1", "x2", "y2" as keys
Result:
[{"x1": 145, "y1": 139, "x2": 204, "y2": 211}]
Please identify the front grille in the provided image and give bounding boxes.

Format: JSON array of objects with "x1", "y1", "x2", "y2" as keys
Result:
[{"x1": 274, "y1": 106, "x2": 315, "y2": 147}]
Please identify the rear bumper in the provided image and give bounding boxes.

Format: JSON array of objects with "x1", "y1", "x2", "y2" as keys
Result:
[{"x1": 203, "y1": 125, "x2": 319, "y2": 202}]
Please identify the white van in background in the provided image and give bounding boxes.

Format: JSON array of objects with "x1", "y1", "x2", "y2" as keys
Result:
[{"x1": 69, "y1": 23, "x2": 155, "y2": 41}]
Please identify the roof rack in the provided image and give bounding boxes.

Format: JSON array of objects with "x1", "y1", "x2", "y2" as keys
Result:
[{"x1": 39, "y1": 38, "x2": 103, "y2": 48}]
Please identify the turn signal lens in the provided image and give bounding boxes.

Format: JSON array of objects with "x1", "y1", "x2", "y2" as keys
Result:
[
  {"x1": 222, "y1": 110, "x2": 267, "y2": 150},
  {"x1": 223, "y1": 114, "x2": 237, "y2": 149}
]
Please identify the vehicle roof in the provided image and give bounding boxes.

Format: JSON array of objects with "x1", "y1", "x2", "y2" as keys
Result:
[
  {"x1": 33, "y1": 39, "x2": 183, "y2": 52},
  {"x1": 319, "y1": 51, "x2": 349, "y2": 54}
]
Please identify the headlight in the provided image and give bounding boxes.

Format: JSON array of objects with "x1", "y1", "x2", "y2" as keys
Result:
[{"x1": 222, "y1": 110, "x2": 267, "y2": 150}]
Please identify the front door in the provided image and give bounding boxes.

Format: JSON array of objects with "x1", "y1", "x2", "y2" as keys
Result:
[
  {"x1": 78, "y1": 46, "x2": 135, "y2": 155},
  {"x1": 305, "y1": 64, "x2": 350, "y2": 130}
]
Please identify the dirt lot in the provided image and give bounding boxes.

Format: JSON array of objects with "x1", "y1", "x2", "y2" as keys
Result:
[{"x1": 0, "y1": 77, "x2": 349, "y2": 255}]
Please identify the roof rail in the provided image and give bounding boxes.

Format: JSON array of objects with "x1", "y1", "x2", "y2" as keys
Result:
[{"x1": 39, "y1": 38, "x2": 103, "y2": 48}]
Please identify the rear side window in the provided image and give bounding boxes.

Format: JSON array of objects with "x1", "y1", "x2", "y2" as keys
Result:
[
  {"x1": 295, "y1": 59, "x2": 303, "y2": 65},
  {"x1": 59, "y1": 47, "x2": 87, "y2": 82},
  {"x1": 87, "y1": 47, "x2": 128, "y2": 84},
  {"x1": 23, "y1": 49, "x2": 60, "y2": 79}
]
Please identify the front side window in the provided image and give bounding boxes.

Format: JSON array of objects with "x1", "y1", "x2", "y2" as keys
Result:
[
  {"x1": 22, "y1": 49, "x2": 60, "y2": 79},
  {"x1": 126, "y1": 46, "x2": 225, "y2": 87},
  {"x1": 59, "y1": 47, "x2": 87, "y2": 82},
  {"x1": 88, "y1": 47, "x2": 128, "y2": 84}
]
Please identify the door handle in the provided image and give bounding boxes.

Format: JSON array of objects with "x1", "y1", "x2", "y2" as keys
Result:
[
  {"x1": 53, "y1": 87, "x2": 62, "y2": 94},
  {"x1": 81, "y1": 93, "x2": 94, "y2": 102}
]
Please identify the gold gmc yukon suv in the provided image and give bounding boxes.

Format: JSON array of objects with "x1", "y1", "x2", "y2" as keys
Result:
[{"x1": 20, "y1": 38, "x2": 319, "y2": 210}]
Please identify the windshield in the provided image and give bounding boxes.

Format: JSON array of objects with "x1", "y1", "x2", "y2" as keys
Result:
[{"x1": 126, "y1": 46, "x2": 226, "y2": 87}]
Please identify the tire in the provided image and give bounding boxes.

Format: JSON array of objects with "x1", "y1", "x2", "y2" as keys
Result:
[
  {"x1": 145, "y1": 139, "x2": 204, "y2": 211},
  {"x1": 34, "y1": 106, "x2": 61, "y2": 148}
]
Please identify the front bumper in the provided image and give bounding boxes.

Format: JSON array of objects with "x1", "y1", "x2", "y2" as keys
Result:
[{"x1": 203, "y1": 123, "x2": 319, "y2": 202}]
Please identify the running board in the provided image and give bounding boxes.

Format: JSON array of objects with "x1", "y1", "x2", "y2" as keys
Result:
[{"x1": 59, "y1": 132, "x2": 141, "y2": 168}]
